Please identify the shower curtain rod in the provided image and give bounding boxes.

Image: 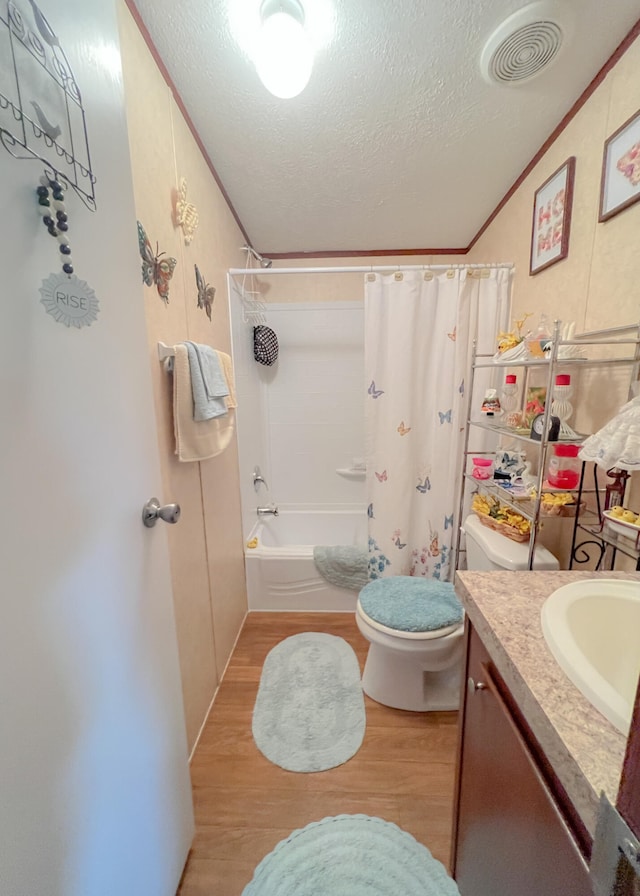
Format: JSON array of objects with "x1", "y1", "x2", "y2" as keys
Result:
[{"x1": 228, "y1": 262, "x2": 514, "y2": 276}]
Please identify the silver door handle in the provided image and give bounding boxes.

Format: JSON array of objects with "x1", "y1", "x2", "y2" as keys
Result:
[{"x1": 142, "y1": 497, "x2": 181, "y2": 528}]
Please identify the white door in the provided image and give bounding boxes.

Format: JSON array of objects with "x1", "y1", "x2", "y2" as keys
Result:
[{"x1": 0, "y1": 1, "x2": 194, "y2": 894}]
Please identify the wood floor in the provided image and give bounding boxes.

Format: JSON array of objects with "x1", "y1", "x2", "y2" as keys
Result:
[{"x1": 178, "y1": 612, "x2": 459, "y2": 895}]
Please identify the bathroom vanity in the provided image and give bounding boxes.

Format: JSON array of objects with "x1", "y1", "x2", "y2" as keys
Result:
[{"x1": 451, "y1": 570, "x2": 637, "y2": 896}]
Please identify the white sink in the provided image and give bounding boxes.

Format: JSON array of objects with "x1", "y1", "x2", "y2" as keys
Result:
[{"x1": 541, "y1": 579, "x2": 640, "y2": 735}]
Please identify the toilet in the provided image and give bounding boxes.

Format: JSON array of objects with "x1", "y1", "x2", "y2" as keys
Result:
[
  {"x1": 356, "y1": 517, "x2": 559, "y2": 712},
  {"x1": 463, "y1": 513, "x2": 559, "y2": 571},
  {"x1": 356, "y1": 577, "x2": 466, "y2": 712}
]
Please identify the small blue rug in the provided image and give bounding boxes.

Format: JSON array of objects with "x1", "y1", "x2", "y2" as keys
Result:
[
  {"x1": 242, "y1": 814, "x2": 460, "y2": 895},
  {"x1": 313, "y1": 545, "x2": 369, "y2": 591},
  {"x1": 252, "y1": 633, "x2": 366, "y2": 773}
]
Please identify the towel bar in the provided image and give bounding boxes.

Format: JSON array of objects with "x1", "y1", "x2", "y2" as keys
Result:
[{"x1": 157, "y1": 341, "x2": 175, "y2": 371}]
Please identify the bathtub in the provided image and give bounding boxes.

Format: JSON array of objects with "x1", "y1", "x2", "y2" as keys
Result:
[{"x1": 245, "y1": 509, "x2": 368, "y2": 611}]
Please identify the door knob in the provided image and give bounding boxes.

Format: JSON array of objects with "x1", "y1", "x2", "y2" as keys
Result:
[{"x1": 142, "y1": 497, "x2": 181, "y2": 528}]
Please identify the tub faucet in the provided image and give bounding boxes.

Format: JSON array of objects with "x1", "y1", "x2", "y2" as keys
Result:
[
  {"x1": 257, "y1": 504, "x2": 279, "y2": 517},
  {"x1": 253, "y1": 466, "x2": 268, "y2": 492}
]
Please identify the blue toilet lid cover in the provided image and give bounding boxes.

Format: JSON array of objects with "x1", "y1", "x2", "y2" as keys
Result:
[{"x1": 359, "y1": 576, "x2": 463, "y2": 632}]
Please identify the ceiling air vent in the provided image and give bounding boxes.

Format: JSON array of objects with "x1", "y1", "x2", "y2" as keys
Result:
[{"x1": 481, "y1": 1, "x2": 571, "y2": 86}]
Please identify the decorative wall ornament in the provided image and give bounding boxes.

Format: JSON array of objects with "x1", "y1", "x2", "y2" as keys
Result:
[
  {"x1": 194, "y1": 263, "x2": 215, "y2": 320},
  {"x1": 36, "y1": 173, "x2": 74, "y2": 274},
  {"x1": 175, "y1": 177, "x2": 199, "y2": 244},
  {"x1": 599, "y1": 107, "x2": 640, "y2": 222},
  {"x1": 39, "y1": 271, "x2": 99, "y2": 328},
  {"x1": 0, "y1": 0, "x2": 97, "y2": 210},
  {"x1": 529, "y1": 156, "x2": 575, "y2": 275},
  {"x1": 137, "y1": 220, "x2": 177, "y2": 305}
]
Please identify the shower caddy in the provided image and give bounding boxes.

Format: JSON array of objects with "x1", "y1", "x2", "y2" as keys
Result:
[{"x1": 454, "y1": 321, "x2": 640, "y2": 572}]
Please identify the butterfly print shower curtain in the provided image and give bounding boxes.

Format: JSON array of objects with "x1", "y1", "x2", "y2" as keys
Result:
[{"x1": 364, "y1": 268, "x2": 511, "y2": 581}]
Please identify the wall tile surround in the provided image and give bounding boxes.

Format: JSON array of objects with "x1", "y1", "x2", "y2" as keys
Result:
[{"x1": 231, "y1": 300, "x2": 366, "y2": 535}]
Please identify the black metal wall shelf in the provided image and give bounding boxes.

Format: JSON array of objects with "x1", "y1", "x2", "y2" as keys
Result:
[
  {"x1": 569, "y1": 464, "x2": 640, "y2": 572},
  {"x1": 0, "y1": 0, "x2": 96, "y2": 209}
]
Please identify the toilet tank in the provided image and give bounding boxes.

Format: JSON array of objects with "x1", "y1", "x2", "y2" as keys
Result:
[{"x1": 463, "y1": 514, "x2": 559, "y2": 571}]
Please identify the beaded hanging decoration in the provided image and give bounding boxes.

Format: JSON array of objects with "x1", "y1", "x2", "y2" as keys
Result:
[{"x1": 36, "y1": 174, "x2": 73, "y2": 276}]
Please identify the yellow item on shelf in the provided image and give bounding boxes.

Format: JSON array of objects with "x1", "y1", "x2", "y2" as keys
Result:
[
  {"x1": 246, "y1": 537, "x2": 259, "y2": 549},
  {"x1": 541, "y1": 493, "x2": 574, "y2": 507},
  {"x1": 539, "y1": 491, "x2": 584, "y2": 517},
  {"x1": 495, "y1": 312, "x2": 533, "y2": 354},
  {"x1": 471, "y1": 494, "x2": 531, "y2": 541}
]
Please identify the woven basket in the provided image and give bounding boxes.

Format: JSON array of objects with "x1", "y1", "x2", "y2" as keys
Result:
[
  {"x1": 474, "y1": 511, "x2": 530, "y2": 543},
  {"x1": 540, "y1": 500, "x2": 586, "y2": 518}
]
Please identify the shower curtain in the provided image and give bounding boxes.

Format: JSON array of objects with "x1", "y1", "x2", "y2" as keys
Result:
[{"x1": 365, "y1": 267, "x2": 511, "y2": 582}]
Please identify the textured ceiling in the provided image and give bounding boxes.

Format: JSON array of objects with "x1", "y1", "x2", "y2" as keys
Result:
[{"x1": 129, "y1": 0, "x2": 640, "y2": 254}]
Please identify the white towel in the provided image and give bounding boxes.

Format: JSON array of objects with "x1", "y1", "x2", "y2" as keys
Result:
[{"x1": 173, "y1": 345, "x2": 235, "y2": 462}]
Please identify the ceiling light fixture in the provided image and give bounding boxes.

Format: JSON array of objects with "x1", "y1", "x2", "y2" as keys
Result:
[{"x1": 252, "y1": 0, "x2": 313, "y2": 99}]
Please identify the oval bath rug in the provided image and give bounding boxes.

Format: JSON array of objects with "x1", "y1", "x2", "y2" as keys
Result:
[
  {"x1": 252, "y1": 632, "x2": 366, "y2": 772},
  {"x1": 242, "y1": 814, "x2": 461, "y2": 895}
]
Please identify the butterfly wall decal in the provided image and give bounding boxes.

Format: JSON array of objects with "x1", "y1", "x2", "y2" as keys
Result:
[
  {"x1": 429, "y1": 532, "x2": 440, "y2": 557},
  {"x1": 444, "y1": 514, "x2": 454, "y2": 530},
  {"x1": 397, "y1": 421, "x2": 411, "y2": 436},
  {"x1": 195, "y1": 264, "x2": 215, "y2": 321},
  {"x1": 175, "y1": 177, "x2": 199, "y2": 244},
  {"x1": 438, "y1": 409, "x2": 452, "y2": 424},
  {"x1": 394, "y1": 536, "x2": 407, "y2": 549},
  {"x1": 367, "y1": 503, "x2": 375, "y2": 519},
  {"x1": 368, "y1": 380, "x2": 384, "y2": 398},
  {"x1": 447, "y1": 326, "x2": 457, "y2": 341},
  {"x1": 459, "y1": 380, "x2": 465, "y2": 396},
  {"x1": 375, "y1": 470, "x2": 387, "y2": 482},
  {"x1": 416, "y1": 475, "x2": 431, "y2": 493},
  {"x1": 137, "y1": 221, "x2": 177, "y2": 305}
]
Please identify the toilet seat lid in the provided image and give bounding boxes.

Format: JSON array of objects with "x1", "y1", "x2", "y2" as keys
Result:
[
  {"x1": 357, "y1": 600, "x2": 462, "y2": 640},
  {"x1": 358, "y1": 576, "x2": 464, "y2": 634}
]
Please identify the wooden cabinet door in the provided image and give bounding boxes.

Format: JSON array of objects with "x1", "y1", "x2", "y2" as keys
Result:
[{"x1": 454, "y1": 629, "x2": 592, "y2": 896}]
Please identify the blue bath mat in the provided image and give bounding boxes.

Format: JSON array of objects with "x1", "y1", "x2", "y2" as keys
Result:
[
  {"x1": 242, "y1": 814, "x2": 460, "y2": 895},
  {"x1": 252, "y1": 633, "x2": 366, "y2": 772},
  {"x1": 313, "y1": 545, "x2": 369, "y2": 591}
]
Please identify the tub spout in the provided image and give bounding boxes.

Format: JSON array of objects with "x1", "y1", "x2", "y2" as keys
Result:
[{"x1": 257, "y1": 504, "x2": 279, "y2": 517}]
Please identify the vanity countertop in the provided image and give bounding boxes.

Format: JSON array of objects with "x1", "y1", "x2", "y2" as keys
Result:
[{"x1": 454, "y1": 569, "x2": 640, "y2": 839}]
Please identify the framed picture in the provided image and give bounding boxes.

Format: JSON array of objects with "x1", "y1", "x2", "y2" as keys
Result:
[
  {"x1": 529, "y1": 157, "x2": 576, "y2": 275},
  {"x1": 599, "y1": 108, "x2": 640, "y2": 222}
]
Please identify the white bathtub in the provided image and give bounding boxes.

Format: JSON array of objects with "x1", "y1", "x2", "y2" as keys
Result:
[{"x1": 245, "y1": 509, "x2": 367, "y2": 611}]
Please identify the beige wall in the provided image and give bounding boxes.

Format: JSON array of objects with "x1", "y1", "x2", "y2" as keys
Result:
[
  {"x1": 467, "y1": 34, "x2": 640, "y2": 338},
  {"x1": 118, "y1": 4, "x2": 248, "y2": 752},
  {"x1": 253, "y1": 254, "x2": 468, "y2": 305},
  {"x1": 466, "y1": 33, "x2": 640, "y2": 554}
]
